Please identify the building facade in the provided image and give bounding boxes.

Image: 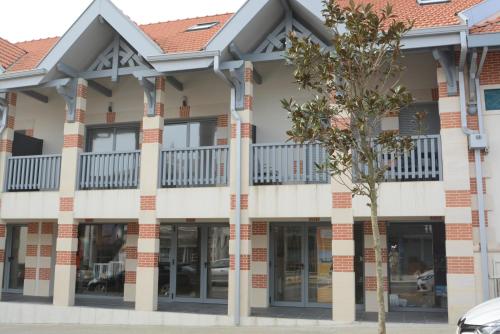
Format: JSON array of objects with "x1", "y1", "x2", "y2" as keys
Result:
[{"x1": 0, "y1": 0, "x2": 499, "y2": 327}]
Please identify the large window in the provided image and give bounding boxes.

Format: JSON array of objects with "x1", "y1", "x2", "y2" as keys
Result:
[
  {"x1": 485, "y1": 88, "x2": 500, "y2": 111},
  {"x1": 387, "y1": 222, "x2": 447, "y2": 310},
  {"x1": 163, "y1": 119, "x2": 217, "y2": 149},
  {"x1": 76, "y1": 224, "x2": 127, "y2": 296},
  {"x1": 86, "y1": 124, "x2": 140, "y2": 152}
]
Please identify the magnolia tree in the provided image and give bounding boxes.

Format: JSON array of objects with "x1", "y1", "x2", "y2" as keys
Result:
[{"x1": 282, "y1": 1, "x2": 414, "y2": 333}]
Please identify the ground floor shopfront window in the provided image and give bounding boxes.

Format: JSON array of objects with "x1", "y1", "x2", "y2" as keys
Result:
[
  {"x1": 158, "y1": 224, "x2": 229, "y2": 303},
  {"x1": 387, "y1": 222, "x2": 447, "y2": 310},
  {"x1": 76, "y1": 224, "x2": 127, "y2": 296}
]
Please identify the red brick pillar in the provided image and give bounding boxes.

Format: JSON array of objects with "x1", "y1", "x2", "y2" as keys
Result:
[
  {"x1": 437, "y1": 64, "x2": 476, "y2": 323},
  {"x1": 124, "y1": 222, "x2": 138, "y2": 302},
  {"x1": 135, "y1": 77, "x2": 165, "y2": 311},
  {"x1": 53, "y1": 79, "x2": 87, "y2": 307},
  {"x1": 250, "y1": 221, "x2": 268, "y2": 308},
  {"x1": 363, "y1": 221, "x2": 388, "y2": 312},
  {"x1": 331, "y1": 190, "x2": 356, "y2": 322},
  {"x1": 0, "y1": 222, "x2": 6, "y2": 300}
]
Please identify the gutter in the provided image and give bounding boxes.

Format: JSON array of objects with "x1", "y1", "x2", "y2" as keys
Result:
[
  {"x1": 0, "y1": 68, "x2": 46, "y2": 81},
  {"x1": 147, "y1": 50, "x2": 220, "y2": 63},
  {"x1": 458, "y1": 28, "x2": 490, "y2": 301},
  {"x1": 213, "y1": 55, "x2": 242, "y2": 326},
  {"x1": 472, "y1": 46, "x2": 490, "y2": 301}
]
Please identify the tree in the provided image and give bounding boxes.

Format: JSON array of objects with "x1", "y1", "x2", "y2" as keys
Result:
[{"x1": 282, "y1": 1, "x2": 413, "y2": 333}]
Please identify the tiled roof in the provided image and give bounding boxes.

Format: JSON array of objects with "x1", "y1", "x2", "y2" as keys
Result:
[
  {"x1": 141, "y1": 13, "x2": 233, "y2": 53},
  {"x1": 3, "y1": 13, "x2": 233, "y2": 72},
  {"x1": 9, "y1": 37, "x2": 59, "y2": 73},
  {"x1": 470, "y1": 14, "x2": 500, "y2": 34},
  {"x1": 337, "y1": 0, "x2": 482, "y2": 29},
  {"x1": 0, "y1": 37, "x2": 26, "y2": 70}
]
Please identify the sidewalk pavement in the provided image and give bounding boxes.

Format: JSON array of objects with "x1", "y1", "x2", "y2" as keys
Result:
[{"x1": 0, "y1": 324, "x2": 457, "y2": 334}]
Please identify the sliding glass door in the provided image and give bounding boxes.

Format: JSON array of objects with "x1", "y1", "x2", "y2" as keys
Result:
[
  {"x1": 158, "y1": 224, "x2": 229, "y2": 304},
  {"x1": 2, "y1": 225, "x2": 28, "y2": 292}
]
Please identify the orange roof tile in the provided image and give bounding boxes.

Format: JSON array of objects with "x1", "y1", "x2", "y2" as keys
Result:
[
  {"x1": 0, "y1": 37, "x2": 26, "y2": 70},
  {"x1": 140, "y1": 13, "x2": 233, "y2": 53},
  {"x1": 470, "y1": 14, "x2": 500, "y2": 34},
  {"x1": 4, "y1": 13, "x2": 233, "y2": 73},
  {"x1": 337, "y1": 0, "x2": 482, "y2": 29}
]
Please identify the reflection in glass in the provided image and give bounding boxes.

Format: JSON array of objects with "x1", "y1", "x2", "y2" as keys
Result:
[
  {"x1": 308, "y1": 226, "x2": 332, "y2": 304},
  {"x1": 176, "y1": 226, "x2": 201, "y2": 298},
  {"x1": 163, "y1": 123, "x2": 188, "y2": 149},
  {"x1": 89, "y1": 128, "x2": 114, "y2": 152},
  {"x1": 158, "y1": 225, "x2": 173, "y2": 297},
  {"x1": 115, "y1": 128, "x2": 138, "y2": 151},
  {"x1": 207, "y1": 226, "x2": 230, "y2": 299},
  {"x1": 5, "y1": 226, "x2": 27, "y2": 290},
  {"x1": 388, "y1": 223, "x2": 447, "y2": 309},
  {"x1": 273, "y1": 226, "x2": 303, "y2": 303},
  {"x1": 76, "y1": 224, "x2": 126, "y2": 296}
]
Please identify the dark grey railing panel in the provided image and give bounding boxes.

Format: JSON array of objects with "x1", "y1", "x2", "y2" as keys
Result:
[
  {"x1": 160, "y1": 146, "x2": 229, "y2": 187},
  {"x1": 251, "y1": 143, "x2": 329, "y2": 185},
  {"x1": 6, "y1": 155, "x2": 62, "y2": 191},
  {"x1": 355, "y1": 135, "x2": 442, "y2": 182},
  {"x1": 79, "y1": 151, "x2": 140, "y2": 190}
]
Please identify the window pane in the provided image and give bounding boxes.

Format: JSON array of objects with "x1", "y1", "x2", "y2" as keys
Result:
[
  {"x1": 189, "y1": 122, "x2": 201, "y2": 147},
  {"x1": 164, "y1": 123, "x2": 188, "y2": 149},
  {"x1": 158, "y1": 225, "x2": 173, "y2": 297},
  {"x1": 89, "y1": 128, "x2": 113, "y2": 152},
  {"x1": 76, "y1": 224, "x2": 126, "y2": 296},
  {"x1": 198, "y1": 120, "x2": 216, "y2": 147},
  {"x1": 485, "y1": 89, "x2": 500, "y2": 111},
  {"x1": 115, "y1": 128, "x2": 138, "y2": 151}
]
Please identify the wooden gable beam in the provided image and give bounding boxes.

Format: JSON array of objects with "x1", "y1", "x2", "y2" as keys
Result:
[{"x1": 22, "y1": 90, "x2": 49, "y2": 103}]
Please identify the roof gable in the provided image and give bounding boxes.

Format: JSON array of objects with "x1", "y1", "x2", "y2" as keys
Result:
[{"x1": 36, "y1": 0, "x2": 163, "y2": 73}]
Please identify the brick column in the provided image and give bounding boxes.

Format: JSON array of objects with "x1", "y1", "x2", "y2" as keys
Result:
[
  {"x1": 437, "y1": 67, "x2": 476, "y2": 324},
  {"x1": 135, "y1": 76, "x2": 165, "y2": 311},
  {"x1": 23, "y1": 222, "x2": 56, "y2": 297},
  {"x1": 228, "y1": 61, "x2": 254, "y2": 318},
  {"x1": 53, "y1": 78, "x2": 87, "y2": 306},
  {"x1": 363, "y1": 221, "x2": 388, "y2": 312},
  {"x1": 250, "y1": 221, "x2": 268, "y2": 308},
  {"x1": 0, "y1": 92, "x2": 16, "y2": 300},
  {"x1": 124, "y1": 222, "x2": 138, "y2": 302},
  {"x1": 216, "y1": 114, "x2": 229, "y2": 146},
  {"x1": 331, "y1": 181, "x2": 356, "y2": 322}
]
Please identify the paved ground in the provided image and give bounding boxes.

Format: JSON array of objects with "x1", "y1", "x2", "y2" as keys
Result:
[{"x1": 0, "y1": 324, "x2": 457, "y2": 334}]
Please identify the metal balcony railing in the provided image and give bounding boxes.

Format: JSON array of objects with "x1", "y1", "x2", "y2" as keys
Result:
[
  {"x1": 6, "y1": 154, "x2": 62, "y2": 191},
  {"x1": 78, "y1": 151, "x2": 140, "y2": 190},
  {"x1": 251, "y1": 143, "x2": 329, "y2": 185},
  {"x1": 160, "y1": 146, "x2": 229, "y2": 187}
]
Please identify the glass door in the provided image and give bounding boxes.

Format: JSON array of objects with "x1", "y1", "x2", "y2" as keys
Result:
[
  {"x1": 158, "y1": 224, "x2": 229, "y2": 304},
  {"x1": 272, "y1": 225, "x2": 304, "y2": 305},
  {"x1": 175, "y1": 226, "x2": 202, "y2": 300},
  {"x1": 3, "y1": 225, "x2": 28, "y2": 292},
  {"x1": 271, "y1": 223, "x2": 332, "y2": 307},
  {"x1": 206, "y1": 226, "x2": 230, "y2": 301}
]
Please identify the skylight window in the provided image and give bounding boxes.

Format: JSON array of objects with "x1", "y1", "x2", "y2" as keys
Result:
[
  {"x1": 186, "y1": 22, "x2": 219, "y2": 32},
  {"x1": 416, "y1": 0, "x2": 449, "y2": 4}
]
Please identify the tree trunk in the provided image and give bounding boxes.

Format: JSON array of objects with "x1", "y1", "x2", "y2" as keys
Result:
[{"x1": 370, "y1": 189, "x2": 386, "y2": 334}]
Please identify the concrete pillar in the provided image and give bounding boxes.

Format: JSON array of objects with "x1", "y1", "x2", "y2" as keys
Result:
[
  {"x1": 250, "y1": 221, "x2": 269, "y2": 308},
  {"x1": 0, "y1": 92, "x2": 16, "y2": 300},
  {"x1": 124, "y1": 222, "x2": 138, "y2": 302},
  {"x1": 363, "y1": 221, "x2": 388, "y2": 312},
  {"x1": 53, "y1": 79, "x2": 87, "y2": 306},
  {"x1": 135, "y1": 76, "x2": 165, "y2": 311},
  {"x1": 331, "y1": 178, "x2": 356, "y2": 322},
  {"x1": 228, "y1": 61, "x2": 254, "y2": 318},
  {"x1": 437, "y1": 67, "x2": 476, "y2": 324}
]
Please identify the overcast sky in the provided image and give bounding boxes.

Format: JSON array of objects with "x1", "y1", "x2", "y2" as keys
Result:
[{"x1": 1, "y1": 0, "x2": 246, "y2": 42}]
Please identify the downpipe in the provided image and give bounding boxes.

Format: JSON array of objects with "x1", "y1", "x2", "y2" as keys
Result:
[
  {"x1": 214, "y1": 55, "x2": 242, "y2": 326},
  {"x1": 458, "y1": 30, "x2": 490, "y2": 300}
]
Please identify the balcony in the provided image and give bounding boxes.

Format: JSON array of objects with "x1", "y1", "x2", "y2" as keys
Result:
[
  {"x1": 160, "y1": 145, "x2": 229, "y2": 187},
  {"x1": 355, "y1": 135, "x2": 443, "y2": 182},
  {"x1": 251, "y1": 143, "x2": 329, "y2": 185},
  {"x1": 5, "y1": 154, "x2": 62, "y2": 191},
  {"x1": 78, "y1": 151, "x2": 141, "y2": 190}
]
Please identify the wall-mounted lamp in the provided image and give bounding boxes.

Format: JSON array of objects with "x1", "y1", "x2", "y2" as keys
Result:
[{"x1": 108, "y1": 102, "x2": 113, "y2": 113}]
